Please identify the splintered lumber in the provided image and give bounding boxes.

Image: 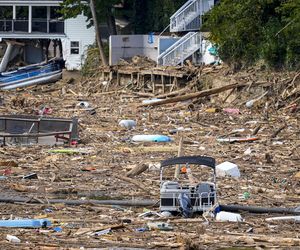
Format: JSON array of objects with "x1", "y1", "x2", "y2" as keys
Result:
[
  {"x1": 126, "y1": 164, "x2": 148, "y2": 177},
  {"x1": 114, "y1": 175, "x2": 148, "y2": 192},
  {"x1": 174, "y1": 137, "x2": 184, "y2": 179},
  {"x1": 0, "y1": 195, "x2": 158, "y2": 206},
  {"x1": 140, "y1": 82, "x2": 239, "y2": 107},
  {"x1": 271, "y1": 124, "x2": 287, "y2": 138}
]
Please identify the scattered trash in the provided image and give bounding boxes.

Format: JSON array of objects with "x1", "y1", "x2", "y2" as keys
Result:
[
  {"x1": 132, "y1": 135, "x2": 172, "y2": 142},
  {"x1": 147, "y1": 222, "x2": 173, "y2": 231},
  {"x1": 169, "y1": 127, "x2": 192, "y2": 134},
  {"x1": 94, "y1": 228, "x2": 111, "y2": 236},
  {"x1": 3, "y1": 169, "x2": 12, "y2": 176},
  {"x1": 89, "y1": 109, "x2": 97, "y2": 115},
  {"x1": 216, "y1": 161, "x2": 240, "y2": 178},
  {"x1": 216, "y1": 211, "x2": 243, "y2": 222},
  {"x1": 160, "y1": 211, "x2": 172, "y2": 217},
  {"x1": 148, "y1": 163, "x2": 161, "y2": 171},
  {"x1": 239, "y1": 192, "x2": 250, "y2": 200},
  {"x1": 246, "y1": 91, "x2": 269, "y2": 108},
  {"x1": 217, "y1": 137, "x2": 259, "y2": 143},
  {"x1": 81, "y1": 167, "x2": 96, "y2": 171},
  {"x1": 37, "y1": 106, "x2": 53, "y2": 115},
  {"x1": 205, "y1": 108, "x2": 219, "y2": 113},
  {"x1": 6, "y1": 235, "x2": 21, "y2": 243},
  {"x1": 121, "y1": 219, "x2": 132, "y2": 224},
  {"x1": 138, "y1": 210, "x2": 161, "y2": 218},
  {"x1": 265, "y1": 216, "x2": 300, "y2": 222},
  {"x1": 77, "y1": 101, "x2": 90, "y2": 108},
  {"x1": 244, "y1": 147, "x2": 252, "y2": 155},
  {"x1": 0, "y1": 219, "x2": 51, "y2": 228},
  {"x1": 142, "y1": 98, "x2": 163, "y2": 105},
  {"x1": 119, "y1": 120, "x2": 136, "y2": 130},
  {"x1": 53, "y1": 226, "x2": 63, "y2": 232},
  {"x1": 223, "y1": 108, "x2": 240, "y2": 115},
  {"x1": 48, "y1": 149, "x2": 90, "y2": 155},
  {"x1": 23, "y1": 173, "x2": 38, "y2": 179},
  {"x1": 135, "y1": 227, "x2": 148, "y2": 232},
  {"x1": 272, "y1": 141, "x2": 284, "y2": 145}
]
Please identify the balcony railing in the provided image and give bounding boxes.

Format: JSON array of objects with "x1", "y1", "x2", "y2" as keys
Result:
[{"x1": 0, "y1": 19, "x2": 64, "y2": 34}]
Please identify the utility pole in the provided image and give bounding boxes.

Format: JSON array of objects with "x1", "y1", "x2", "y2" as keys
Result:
[{"x1": 90, "y1": 0, "x2": 108, "y2": 65}]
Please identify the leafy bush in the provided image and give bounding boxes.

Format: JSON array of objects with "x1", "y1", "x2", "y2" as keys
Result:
[{"x1": 203, "y1": 0, "x2": 300, "y2": 69}]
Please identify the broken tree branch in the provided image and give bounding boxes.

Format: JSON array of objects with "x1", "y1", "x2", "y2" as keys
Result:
[{"x1": 140, "y1": 82, "x2": 240, "y2": 107}]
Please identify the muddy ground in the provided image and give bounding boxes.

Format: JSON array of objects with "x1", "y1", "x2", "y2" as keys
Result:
[{"x1": 0, "y1": 66, "x2": 299, "y2": 249}]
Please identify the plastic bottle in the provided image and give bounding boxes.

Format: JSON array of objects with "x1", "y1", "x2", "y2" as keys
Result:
[
  {"x1": 6, "y1": 235, "x2": 21, "y2": 243},
  {"x1": 132, "y1": 134, "x2": 172, "y2": 142}
]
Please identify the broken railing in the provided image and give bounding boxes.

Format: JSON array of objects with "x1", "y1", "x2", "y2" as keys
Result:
[{"x1": 0, "y1": 115, "x2": 78, "y2": 146}]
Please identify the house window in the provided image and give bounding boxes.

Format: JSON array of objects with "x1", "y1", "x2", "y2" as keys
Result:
[{"x1": 70, "y1": 41, "x2": 79, "y2": 54}]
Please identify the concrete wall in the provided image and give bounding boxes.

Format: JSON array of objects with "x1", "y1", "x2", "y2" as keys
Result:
[
  {"x1": 62, "y1": 14, "x2": 95, "y2": 70},
  {"x1": 110, "y1": 34, "x2": 168, "y2": 65}
]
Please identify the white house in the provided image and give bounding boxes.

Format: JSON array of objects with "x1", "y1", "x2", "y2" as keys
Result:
[{"x1": 0, "y1": 0, "x2": 95, "y2": 71}]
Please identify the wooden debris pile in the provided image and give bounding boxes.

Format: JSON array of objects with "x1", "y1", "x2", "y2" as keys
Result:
[{"x1": 0, "y1": 66, "x2": 298, "y2": 249}]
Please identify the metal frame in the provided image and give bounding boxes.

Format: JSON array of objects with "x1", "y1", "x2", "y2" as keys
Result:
[
  {"x1": 0, "y1": 115, "x2": 78, "y2": 146},
  {"x1": 160, "y1": 156, "x2": 217, "y2": 213}
]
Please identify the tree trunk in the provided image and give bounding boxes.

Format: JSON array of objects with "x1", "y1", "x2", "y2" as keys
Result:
[
  {"x1": 90, "y1": 0, "x2": 108, "y2": 65},
  {"x1": 106, "y1": 11, "x2": 117, "y2": 35}
]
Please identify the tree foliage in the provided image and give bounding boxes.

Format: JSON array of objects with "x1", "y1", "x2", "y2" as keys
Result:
[
  {"x1": 128, "y1": 0, "x2": 187, "y2": 34},
  {"x1": 60, "y1": 0, "x2": 122, "y2": 35},
  {"x1": 202, "y1": 0, "x2": 300, "y2": 69}
]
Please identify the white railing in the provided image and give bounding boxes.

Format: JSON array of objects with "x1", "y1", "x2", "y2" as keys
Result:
[
  {"x1": 158, "y1": 32, "x2": 202, "y2": 66},
  {"x1": 170, "y1": 0, "x2": 215, "y2": 32},
  {"x1": 170, "y1": 0, "x2": 202, "y2": 32}
]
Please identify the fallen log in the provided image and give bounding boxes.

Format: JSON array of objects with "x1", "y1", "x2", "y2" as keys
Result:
[
  {"x1": 0, "y1": 195, "x2": 158, "y2": 207},
  {"x1": 220, "y1": 204, "x2": 300, "y2": 215},
  {"x1": 126, "y1": 164, "x2": 148, "y2": 177},
  {"x1": 140, "y1": 82, "x2": 240, "y2": 107},
  {"x1": 140, "y1": 81, "x2": 271, "y2": 107},
  {"x1": 114, "y1": 174, "x2": 149, "y2": 192}
]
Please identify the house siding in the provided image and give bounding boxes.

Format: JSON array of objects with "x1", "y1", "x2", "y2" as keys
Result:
[{"x1": 62, "y1": 14, "x2": 95, "y2": 70}]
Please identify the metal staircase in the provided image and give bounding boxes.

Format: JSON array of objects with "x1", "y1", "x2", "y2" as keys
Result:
[
  {"x1": 158, "y1": 0, "x2": 214, "y2": 66},
  {"x1": 157, "y1": 32, "x2": 202, "y2": 66},
  {"x1": 170, "y1": 0, "x2": 214, "y2": 32}
]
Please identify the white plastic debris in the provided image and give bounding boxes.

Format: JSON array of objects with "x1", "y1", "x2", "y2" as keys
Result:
[
  {"x1": 148, "y1": 163, "x2": 161, "y2": 171},
  {"x1": 160, "y1": 211, "x2": 172, "y2": 218},
  {"x1": 216, "y1": 161, "x2": 241, "y2": 178},
  {"x1": 119, "y1": 120, "x2": 136, "y2": 130},
  {"x1": 244, "y1": 147, "x2": 252, "y2": 155},
  {"x1": 6, "y1": 235, "x2": 21, "y2": 243},
  {"x1": 265, "y1": 216, "x2": 300, "y2": 222},
  {"x1": 246, "y1": 99, "x2": 255, "y2": 108},
  {"x1": 142, "y1": 98, "x2": 162, "y2": 105},
  {"x1": 216, "y1": 211, "x2": 243, "y2": 222},
  {"x1": 76, "y1": 101, "x2": 90, "y2": 108}
]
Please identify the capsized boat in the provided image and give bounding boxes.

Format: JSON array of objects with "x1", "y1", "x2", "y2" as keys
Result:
[{"x1": 0, "y1": 58, "x2": 64, "y2": 90}]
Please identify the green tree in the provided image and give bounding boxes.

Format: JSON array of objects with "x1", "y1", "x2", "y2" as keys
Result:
[
  {"x1": 129, "y1": 0, "x2": 187, "y2": 34},
  {"x1": 203, "y1": 0, "x2": 300, "y2": 69},
  {"x1": 60, "y1": 0, "x2": 122, "y2": 35}
]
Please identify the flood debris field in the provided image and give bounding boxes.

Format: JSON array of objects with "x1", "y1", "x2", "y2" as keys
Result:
[{"x1": 0, "y1": 66, "x2": 299, "y2": 249}]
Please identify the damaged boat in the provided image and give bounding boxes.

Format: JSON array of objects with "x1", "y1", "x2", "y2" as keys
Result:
[{"x1": 0, "y1": 58, "x2": 64, "y2": 90}]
